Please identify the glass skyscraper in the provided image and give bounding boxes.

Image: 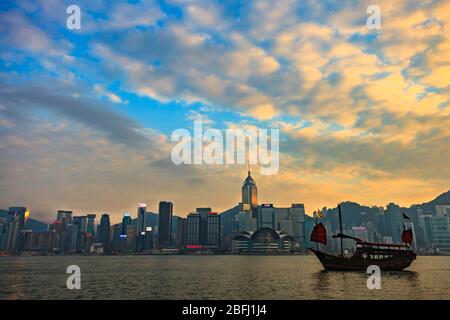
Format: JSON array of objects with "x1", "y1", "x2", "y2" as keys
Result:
[
  {"x1": 187, "y1": 213, "x2": 200, "y2": 245},
  {"x1": 99, "y1": 213, "x2": 110, "y2": 251},
  {"x1": 242, "y1": 170, "x2": 258, "y2": 209},
  {"x1": 158, "y1": 201, "x2": 173, "y2": 248}
]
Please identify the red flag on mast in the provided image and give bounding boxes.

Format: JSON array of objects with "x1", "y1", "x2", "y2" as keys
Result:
[
  {"x1": 310, "y1": 223, "x2": 327, "y2": 245},
  {"x1": 401, "y1": 229, "x2": 413, "y2": 244}
]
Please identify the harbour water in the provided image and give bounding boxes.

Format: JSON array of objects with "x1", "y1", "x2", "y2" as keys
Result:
[{"x1": 0, "y1": 255, "x2": 449, "y2": 300}]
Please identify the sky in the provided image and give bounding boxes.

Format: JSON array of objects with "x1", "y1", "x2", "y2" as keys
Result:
[{"x1": 0, "y1": 0, "x2": 449, "y2": 224}]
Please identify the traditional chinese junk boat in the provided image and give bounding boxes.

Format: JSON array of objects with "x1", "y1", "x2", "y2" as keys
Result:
[{"x1": 309, "y1": 204, "x2": 416, "y2": 271}]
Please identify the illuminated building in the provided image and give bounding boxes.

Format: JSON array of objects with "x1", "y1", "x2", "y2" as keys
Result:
[
  {"x1": 121, "y1": 213, "x2": 132, "y2": 236},
  {"x1": 136, "y1": 204, "x2": 147, "y2": 236},
  {"x1": 8, "y1": 207, "x2": 30, "y2": 229},
  {"x1": 136, "y1": 204, "x2": 147, "y2": 252},
  {"x1": 242, "y1": 170, "x2": 258, "y2": 209}
]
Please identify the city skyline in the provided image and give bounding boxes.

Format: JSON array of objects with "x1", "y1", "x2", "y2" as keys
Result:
[
  {"x1": 2, "y1": 168, "x2": 449, "y2": 225},
  {"x1": 2, "y1": 176, "x2": 449, "y2": 255},
  {"x1": 1, "y1": 0, "x2": 450, "y2": 224}
]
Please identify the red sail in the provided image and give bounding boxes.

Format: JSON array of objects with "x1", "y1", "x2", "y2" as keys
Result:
[
  {"x1": 310, "y1": 223, "x2": 327, "y2": 245},
  {"x1": 401, "y1": 229, "x2": 413, "y2": 244}
]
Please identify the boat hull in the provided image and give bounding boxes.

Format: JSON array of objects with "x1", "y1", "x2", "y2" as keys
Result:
[{"x1": 309, "y1": 248, "x2": 416, "y2": 271}]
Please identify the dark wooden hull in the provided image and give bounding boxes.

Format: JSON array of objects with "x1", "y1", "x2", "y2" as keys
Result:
[{"x1": 309, "y1": 248, "x2": 416, "y2": 271}]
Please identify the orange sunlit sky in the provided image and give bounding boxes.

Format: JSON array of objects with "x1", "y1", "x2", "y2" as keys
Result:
[{"x1": 0, "y1": 0, "x2": 449, "y2": 223}]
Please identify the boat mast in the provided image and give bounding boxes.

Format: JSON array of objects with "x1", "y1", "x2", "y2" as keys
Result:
[
  {"x1": 338, "y1": 203, "x2": 344, "y2": 257},
  {"x1": 314, "y1": 211, "x2": 319, "y2": 250}
]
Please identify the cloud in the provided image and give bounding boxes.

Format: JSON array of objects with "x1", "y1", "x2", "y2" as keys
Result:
[
  {"x1": 0, "y1": 83, "x2": 151, "y2": 148},
  {"x1": 94, "y1": 84, "x2": 126, "y2": 104},
  {"x1": 1, "y1": 0, "x2": 449, "y2": 221},
  {"x1": 0, "y1": 10, "x2": 68, "y2": 56}
]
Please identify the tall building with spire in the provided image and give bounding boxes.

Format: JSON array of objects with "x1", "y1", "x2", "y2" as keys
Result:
[{"x1": 242, "y1": 167, "x2": 258, "y2": 209}]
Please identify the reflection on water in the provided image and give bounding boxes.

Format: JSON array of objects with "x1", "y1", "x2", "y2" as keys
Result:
[{"x1": 0, "y1": 255, "x2": 448, "y2": 300}]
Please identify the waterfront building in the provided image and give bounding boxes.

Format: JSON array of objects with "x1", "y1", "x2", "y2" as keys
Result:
[
  {"x1": 206, "y1": 212, "x2": 220, "y2": 249},
  {"x1": 86, "y1": 214, "x2": 96, "y2": 238},
  {"x1": 187, "y1": 212, "x2": 200, "y2": 245},
  {"x1": 418, "y1": 214, "x2": 433, "y2": 250},
  {"x1": 0, "y1": 217, "x2": 8, "y2": 252},
  {"x1": 176, "y1": 217, "x2": 187, "y2": 249},
  {"x1": 196, "y1": 207, "x2": 211, "y2": 246},
  {"x1": 238, "y1": 210, "x2": 257, "y2": 232},
  {"x1": 242, "y1": 169, "x2": 258, "y2": 210},
  {"x1": 386, "y1": 203, "x2": 403, "y2": 243},
  {"x1": 121, "y1": 213, "x2": 132, "y2": 235},
  {"x1": 73, "y1": 216, "x2": 87, "y2": 234},
  {"x1": 136, "y1": 204, "x2": 147, "y2": 236},
  {"x1": 256, "y1": 203, "x2": 306, "y2": 250},
  {"x1": 8, "y1": 207, "x2": 30, "y2": 229},
  {"x1": 56, "y1": 210, "x2": 72, "y2": 226},
  {"x1": 158, "y1": 201, "x2": 173, "y2": 248},
  {"x1": 98, "y1": 213, "x2": 110, "y2": 251},
  {"x1": 435, "y1": 205, "x2": 450, "y2": 217},
  {"x1": 231, "y1": 227, "x2": 297, "y2": 254},
  {"x1": 5, "y1": 214, "x2": 20, "y2": 253},
  {"x1": 66, "y1": 223, "x2": 79, "y2": 253},
  {"x1": 257, "y1": 204, "x2": 275, "y2": 229},
  {"x1": 431, "y1": 215, "x2": 450, "y2": 254},
  {"x1": 126, "y1": 224, "x2": 136, "y2": 252}
]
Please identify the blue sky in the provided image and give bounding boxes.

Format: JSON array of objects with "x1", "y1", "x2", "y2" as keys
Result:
[{"x1": 0, "y1": 0, "x2": 449, "y2": 222}]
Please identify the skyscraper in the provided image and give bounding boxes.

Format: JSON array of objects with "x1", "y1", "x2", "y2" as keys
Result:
[
  {"x1": 8, "y1": 207, "x2": 30, "y2": 229},
  {"x1": 0, "y1": 217, "x2": 8, "y2": 252},
  {"x1": 207, "y1": 212, "x2": 220, "y2": 249},
  {"x1": 386, "y1": 203, "x2": 403, "y2": 243},
  {"x1": 176, "y1": 217, "x2": 187, "y2": 249},
  {"x1": 136, "y1": 203, "x2": 147, "y2": 236},
  {"x1": 56, "y1": 210, "x2": 72, "y2": 226},
  {"x1": 122, "y1": 213, "x2": 132, "y2": 236},
  {"x1": 99, "y1": 213, "x2": 110, "y2": 251},
  {"x1": 187, "y1": 213, "x2": 200, "y2": 245},
  {"x1": 158, "y1": 201, "x2": 173, "y2": 248},
  {"x1": 86, "y1": 214, "x2": 96, "y2": 237},
  {"x1": 6, "y1": 207, "x2": 30, "y2": 253},
  {"x1": 242, "y1": 169, "x2": 258, "y2": 209},
  {"x1": 5, "y1": 213, "x2": 20, "y2": 253},
  {"x1": 196, "y1": 207, "x2": 211, "y2": 245},
  {"x1": 257, "y1": 204, "x2": 275, "y2": 229},
  {"x1": 136, "y1": 204, "x2": 147, "y2": 252},
  {"x1": 431, "y1": 215, "x2": 450, "y2": 254},
  {"x1": 72, "y1": 216, "x2": 87, "y2": 234}
]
